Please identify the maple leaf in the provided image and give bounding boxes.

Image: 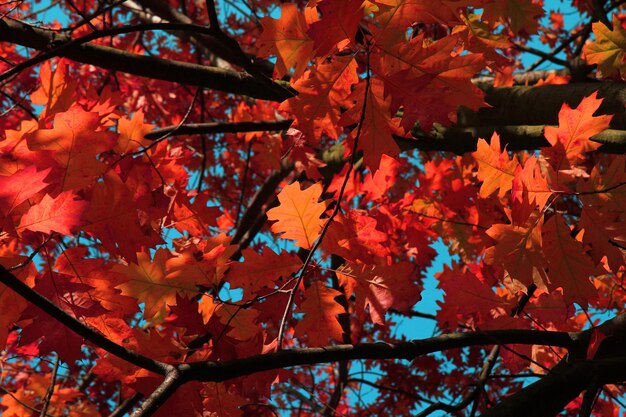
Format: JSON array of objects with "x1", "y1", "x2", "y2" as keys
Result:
[
  {"x1": 281, "y1": 55, "x2": 359, "y2": 141},
  {"x1": 339, "y1": 78, "x2": 401, "y2": 168},
  {"x1": 115, "y1": 110, "x2": 154, "y2": 154},
  {"x1": 372, "y1": 0, "x2": 466, "y2": 44},
  {"x1": 543, "y1": 92, "x2": 612, "y2": 172},
  {"x1": 583, "y1": 15, "x2": 626, "y2": 78},
  {"x1": 83, "y1": 171, "x2": 164, "y2": 262},
  {"x1": 374, "y1": 33, "x2": 486, "y2": 131},
  {"x1": 337, "y1": 261, "x2": 420, "y2": 324},
  {"x1": 542, "y1": 214, "x2": 599, "y2": 305},
  {"x1": 0, "y1": 166, "x2": 50, "y2": 216},
  {"x1": 25, "y1": 106, "x2": 117, "y2": 191},
  {"x1": 307, "y1": 0, "x2": 365, "y2": 56},
  {"x1": 17, "y1": 191, "x2": 87, "y2": 236},
  {"x1": 29, "y1": 59, "x2": 77, "y2": 118},
  {"x1": 114, "y1": 249, "x2": 202, "y2": 320},
  {"x1": 577, "y1": 156, "x2": 626, "y2": 212},
  {"x1": 294, "y1": 281, "x2": 344, "y2": 346},
  {"x1": 511, "y1": 156, "x2": 552, "y2": 225},
  {"x1": 257, "y1": 3, "x2": 315, "y2": 79},
  {"x1": 473, "y1": 133, "x2": 519, "y2": 198},
  {"x1": 362, "y1": 154, "x2": 401, "y2": 201},
  {"x1": 266, "y1": 181, "x2": 327, "y2": 250},
  {"x1": 226, "y1": 247, "x2": 302, "y2": 295},
  {"x1": 482, "y1": 0, "x2": 544, "y2": 34},
  {"x1": 484, "y1": 218, "x2": 547, "y2": 290}
]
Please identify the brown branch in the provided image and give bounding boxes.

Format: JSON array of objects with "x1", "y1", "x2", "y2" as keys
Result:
[
  {"x1": 109, "y1": 393, "x2": 142, "y2": 417},
  {"x1": 0, "y1": 265, "x2": 168, "y2": 375},
  {"x1": 144, "y1": 120, "x2": 293, "y2": 140},
  {"x1": 129, "y1": 371, "x2": 182, "y2": 417},
  {"x1": 0, "y1": 18, "x2": 295, "y2": 101},
  {"x1": 131, "y1": 0, "x2": 273, "y2": 76},
  {"x1": 180, "y1": 329, "x2": 575, "y2": 382},
  {"x1": 397, "y1": 125, "x2": 626, "y2": 154},
  {"x1": 480, "y1": 357, "x2": 626, "y2": 417}
]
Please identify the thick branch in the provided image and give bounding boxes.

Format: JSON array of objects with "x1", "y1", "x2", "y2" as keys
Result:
[
  {"x1": 180, "y1": 329, "x2": 575, "y2": 382},
  {"x1": 144, "y1": 120, "x2": 293, "y2": 140},
  {"x1": 131, "y1": 0, "x2": 272, "y2": 75},
  {"x1": 462, "y1": 82, "x2": 626, "y2": 130},
  {"x1": 397, "y1": 125, "x2": 626, "y2": 154},
  {"x1": 0, "y1": 19, "x2": 294, "y2": 101},
  {"x1": 479, "y1": 357, "x2": 626, "y2": 417},
  {"x1": 0, "y1": 265, "x2": 167, "y2": 375}
]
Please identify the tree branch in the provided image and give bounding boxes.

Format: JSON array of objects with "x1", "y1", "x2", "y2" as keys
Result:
[
  {"x1": 180, "y1": 329, "x2": 575, "y2": 382},
  {"x1": 144, "y1": 120, "x2": 293, "y2": 140},
  {"x1": 0, "y1": 18, "x2": 294, "y2": 101},
  {"x1": 129, "y1": 371, "x2": 182, "y2": 417},
  {"x1": 396, "y1": 125, "x2": 626, "y2": 154},
  {"x1": 0, "y1": 265, "x2": 167, "y2": 375}
]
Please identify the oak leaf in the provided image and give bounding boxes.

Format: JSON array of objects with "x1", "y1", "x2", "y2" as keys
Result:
[
  {"x1": 294, "y1": 281, "x2": 344, "y2": 346},
  {"x1": 266, "y1": 181, "x2": 327, "y2": 250},
  {"x1": 257, "y1": 3, "x2": 315, "y2": 79},
  {"x1": 17, "y1": 191, "x2": 87, "y2": 236},
  {"x1": 25, "y1": 106, "x2": 117, "y2": 191},
  {"x1": 543, "y1": 92, "x2": 611, "y2": 172},
  {"x1": 473, "y1": 133, "x2": 519, "y2": 198},
  {"x1": 583, "y1": 15, "x2": 626, "y2": 78}
]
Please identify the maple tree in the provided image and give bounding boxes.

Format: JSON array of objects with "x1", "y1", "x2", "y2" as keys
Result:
[{"x1": 1, "y1": 0, "x2": 626, "y2": 416}]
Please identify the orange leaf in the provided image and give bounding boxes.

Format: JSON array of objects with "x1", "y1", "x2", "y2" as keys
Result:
[
  {"x1": 473, "y1": 133, "x2": 519, "y2": 198},
  {"x1": 266, "y1": 181, "x2": 327, "y2": 250},
  {"x1": 282, "y1": 55, "x2": 358, "y2": 141},
  {"x1": 115, "y1": 249, "x2": 202, "y2": 320},
  {"x1": 25, "y1": 106, "x2": 117, "y2": 191},
  {"x1": 115, "y1": 110, "x2": 154, "y2": 154},
  {"x1": 30, "y1": 59, "x2": 77, "y2": 118},
  {"x1": 257, "y1": 4, "x2": 315, "y2": 79},
  {"x1": 583, "y1": 15, "x2": 626, "y2": 78},
  {"x1": 543, "y1": 92, "x2": 612, "y2": 171},
  {"x1": 484, "y1": 218, "x2": 547, "y2": 290}
]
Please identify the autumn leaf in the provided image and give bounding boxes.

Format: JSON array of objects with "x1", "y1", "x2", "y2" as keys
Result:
[
  {"x1": 583, "y1": 15, "x2": 626, "y2": 78},
  {"x1": 337, "y1": 261, "x2": 420, "y2": 324},
  {"x1": 17, "y1": 191, "x2": 87, "y2": 235},
  {"x1": 339, "y1": 78, "x2": 401, "y2": 168},
  {"x1": 542, "y1": 214, "x2": 599, "y2": 305},
  {"x1": 0, "y1": 166, "x2": 50, "y2": 216},
  {"x1": 543, "y1": 93, "x2": 611, "y2": 172},
  {"x1": 257, "y1": 3, "x2": 315, "y2": 79},
  {"x1": 482, "y1": 0, "x2": 544, "y2": 34},
  {"x1": 266, "y1": 181, "x2": 327, "y2": 250},
  {"x1": 281, "y1": 55, "x2": 359, "y2": 141},
  {"x1": 29, "y1": 58, "x2": 77, "y2": 118},
  {"x1": 484, "y1": 217, "x2": 547, "y2": 290},
  {"x1": 294, "y1": 281, "x2": 344, "y2": 346},
  {"x1": 83, "y1": 171, "x2": 163, "y2": 262},
  {"x1": 473, "y1": 133, "x2": 519, "y2": 198},
  {"x1": 25, "y1": 106, "x2": 117, "y2": 191},
  {"x1": 115, "y1": 110, "x2": 154, "y2": 154},
  {"x1": 307, "y1": 0, "x2": 365, "y2": 56},
  {"x1": 114, "y1": 249, "x2": 202, "y2": 320},
  {"x1": 226, "y1": 247, "x2": 302, "y2": 295}
]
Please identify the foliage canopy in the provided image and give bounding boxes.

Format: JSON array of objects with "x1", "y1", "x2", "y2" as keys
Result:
[{"x1": 1, "y1": 1, "x2": 626, "y2": 416}]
